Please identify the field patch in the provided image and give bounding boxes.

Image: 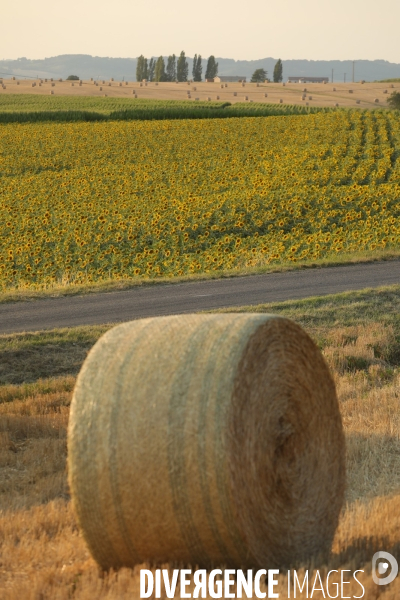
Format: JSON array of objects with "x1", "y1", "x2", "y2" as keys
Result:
[{"x1": 1, "y1": 111, "x2": 399, "y2": 291}]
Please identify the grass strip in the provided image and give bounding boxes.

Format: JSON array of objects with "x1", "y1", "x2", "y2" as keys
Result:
[{"x1": 1, "y1": 284, "x2": 398, "y2": 386}]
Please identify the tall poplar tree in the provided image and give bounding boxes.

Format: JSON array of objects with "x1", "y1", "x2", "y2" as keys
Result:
[
  {"x1": 273, "y1": 59, "x2": 283, "y2": 83},
  {"x1": 177, "y1": 51, "x2": 189, "y2": 82},
  {"x1": 154, "y1": 56, "x2": 166, "y2": 82},
  {"x1": 166, "y1": 54, "x2": 176, "y2": 81},
  {"x1": 148, "y1": 58, "x2": 155, "y2": 82},
  {"x1": 136, "y1": 55, "x2": 145, "y2": 82},
  {"x1": 205, "y1": 55, "x2": 218, "y2": 80},
  {"x1": 192, "y1": 54, "x2": 202, "y2": 82}
]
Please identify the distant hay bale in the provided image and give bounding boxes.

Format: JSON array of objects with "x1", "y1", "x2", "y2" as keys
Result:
[
  {"x1": 132, "y1": 89, "x2": 135, "y2": 94},
  {"x1": 224, "y1": 83, "x2": 228, "y2": 87},
  {"x1": 68, "y1": 314, "x2": 345, "y2": 571},
  {"x1": 233, "y1": 91, "x2": 237, "y2": 96},
  {"x1": 207, "y1": 96, "x2": 211, "y2": 100},
  {"x1": 193, "y1": 86, "x2": 197, "y2": 91},
  {"x1": 50, "y1": 90, "x2": 54, "y2": 95},
  {"x1": 383, "y1": 89, "x2": 388, "y2": 94},
  {"x1": 241, "y1": 82, "x2": 245, "y2": 87},
  {"x1": 348, "y1": 89, "x2": 353, "y2": 93},
  {"x1": 195, "y1": 97, "x2": 199, "y2": 101},
  {"x1": 59, "y1": 78, "x2": 62, "y2": 82},
  {"x1": 306, "y1": 102, "x2": 309, "y2": 105},
  {"x1": 374, "y1": 98, "x2": 380, "y2": 103},
  {"x1": 102, "y1": 80, "x2": 105, "y2": 84},
  {"x1": 134, "y1": 94, "x2": 137, "y2": 98},
  {"x1": 90, "y1": 78, "x2": 93, "y2": 81},
  {"x1": 390, "y1": 84, "x2": 394, "y2": 88},
  {"x1": 104, "y1": 94, "x2": 108, "y2": 97},
  {"x1": 335, "y1": 102, "x2": 339, "y2": 107},
  {"x1": 356, "y1": 100, "x2": 361, "y2": 104},
  {"x1": 256, "y1": 83, "x2": 260, "y2": 87},
  {"x1": 333, "y1": 87, "x2": 336, "y2": 91},
  {"x1": 280, "y1": 98, "x2": 283, "y2": 103},
  {"x1": 71, "y1": 83, "x2": 74, "y2": 87},
  {"x1": 51, "y1": 83, "x2": 55, "y2": 87},
  {"x1": 32, "y1": 82, "x2": 36, "y2": 87},
  {"x1": 99, "y1": 87, "x2": 102, "y2": 91},
  {"x1": 360, "y1": 80, "x2": 365, "y2": 84},
  {"x1": 108, "y1": 83, "x2": 111, "y2": 86},
  {"x1": 220, "y1": 84, "x2": 224, "y2": 88},
  {"x1": 264, "y1": 93, "x2": 268, "y2": 97},
  {"x1": 125, "y1": 81, "x2": 128, "y2": 85},
  {"x1": 140, "y1": 82, "x2": 143, "y2": 87},
  {"x1": 12, "y1": 76, "x2": 15, "y2": 80},
  {"x1": 244, "y1": 95, "x2": 248, "y2": 100},
  {"x1": 111, "y1": 78, "x2": 114, "y2": 81},
  {"x1": 216, "y1": 95, "x2": 220, "y2": 99},
  {"x1": 308, "y1": 96, "x2": 312, "y2": 100},
  {"x1": 301, "y1": 95, "x2": 306, "y2": 100},
  {"x1": 119, "y1": 82, "x2": 122, "y2": 87},
  {"x1": 16, "y1": 81, "x2": 20, "y2": 85}
]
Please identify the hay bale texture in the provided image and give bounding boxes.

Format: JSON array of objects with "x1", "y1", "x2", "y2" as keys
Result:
[{"x1": 68, "y1": 314, "x2": 345, "y2": 571}]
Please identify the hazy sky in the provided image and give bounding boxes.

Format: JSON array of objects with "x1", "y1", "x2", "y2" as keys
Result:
[{"x1": 3, "y1": 0, "x2": 400, "y2": 62}]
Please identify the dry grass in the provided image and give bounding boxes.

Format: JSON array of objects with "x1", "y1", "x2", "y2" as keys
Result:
[{"x1": 1, "y1": 288, "x2": 400, "y2": 597}]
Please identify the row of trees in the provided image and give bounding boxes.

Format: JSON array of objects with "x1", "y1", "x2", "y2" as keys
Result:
[
  {"x1": 136, "y1": 53, "x2": 219, "y2": 83},
  {"x1": 250, "y1": 59, "x2": 283, "y2": 83}
]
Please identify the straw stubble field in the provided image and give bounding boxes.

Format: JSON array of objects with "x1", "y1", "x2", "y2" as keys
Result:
[
  {"x1": 0, "y1": 286, "x2": 399, "y2": 598},
  {"x1": 0, "y1": 78, "x2": 398, "y2": 110}
]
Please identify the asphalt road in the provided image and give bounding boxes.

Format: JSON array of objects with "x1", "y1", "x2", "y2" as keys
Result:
[{"x1": 0, "y1": 260, "x2": 399, "y2": 334}]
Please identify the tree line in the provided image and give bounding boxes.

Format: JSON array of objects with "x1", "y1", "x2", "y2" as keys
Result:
[
  {"x1": 136, "y1": 53, "x2": 218, "y2": 82},
  {"x1": 250, "y1": 59, "x2": 283, "y2": 83}
]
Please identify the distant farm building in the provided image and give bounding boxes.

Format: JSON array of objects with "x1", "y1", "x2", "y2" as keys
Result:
[
  {"x1": 213, "y1": 76, "x2": 246, "y2": 83},
  {"x1": 288, "y1": 76, "x2": 329, "y2": 83}
]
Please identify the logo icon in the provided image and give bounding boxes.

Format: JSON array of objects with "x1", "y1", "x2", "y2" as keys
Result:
[{"x1": 372, "y1": 551, "x2": 398, "y2": 585}]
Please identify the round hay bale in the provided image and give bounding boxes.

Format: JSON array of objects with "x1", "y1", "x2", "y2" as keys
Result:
[
  {"x1": 374, "y1": 98, "x2": 380, "y2": 103},
  {"x1": 356, "y1": 100, "x2": 361, "y2": 104},
  {"x1": 233, "y1": 91, "x2": 237, "y2": 96},
  {"x1": 279, "y1": 98, "x2": 283, "y2": 103},
  {"x1": 68, "y1": 314, "x2": 345, "y2": 571},
  {"x1": 264, "y1": 93, "x2": 268, "y2": 97},
  {"x1": 216, "y1": 95, "x2": 220, "y2": 99}
]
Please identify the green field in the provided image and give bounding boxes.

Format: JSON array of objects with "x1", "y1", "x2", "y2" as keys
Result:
[{"x1": 0, "y1": 95, "x2": 331, "y2": 123}]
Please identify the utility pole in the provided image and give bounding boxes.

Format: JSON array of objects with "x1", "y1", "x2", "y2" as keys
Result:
[
  {"x1": 352, "y1": 60, "x2": 355, "y2": 83},
  {"x1": 344, "y1": 73, "x2": 346, "y2": 83},
  {"x1": 331, "y1": 68, "x2": 334, "y2": 83}
]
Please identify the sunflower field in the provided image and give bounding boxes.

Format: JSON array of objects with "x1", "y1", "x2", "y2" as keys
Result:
[{"x1": 0, "y1": 110, "x2": 399, "y2": 290}]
